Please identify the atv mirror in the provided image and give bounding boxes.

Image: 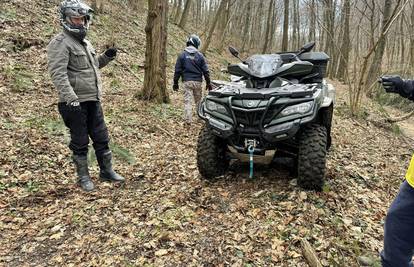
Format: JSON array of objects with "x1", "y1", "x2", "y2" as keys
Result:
[
  {"x1": 300, "y1": 42, "x2": 315, "y2": 53},
  {"x1": 229, "y1": 46, "x2": 246, "y2": 63},
  {"x1": 229, "y1": 46, "x2": 240, "y2": 57}
]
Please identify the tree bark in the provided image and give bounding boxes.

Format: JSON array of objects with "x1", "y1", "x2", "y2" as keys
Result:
[
  {"x1": 337, "y1": 0, "x2": 350, "y2": 80},
  {"x1": 292, "y1": 0, "x2": 299, "y2": 49},
  {"x1": 309, "y1": 0, "x2": 316, "y2": 42},
  {"x1": 178, "y1": 0, "x2": 192, "y2": 29},
  {"x1": 366, "y1": 0, "x2": 393, "y2": 97},
  {"x1": 282, "y1": 0, "x2": 289, "y2": 51},
  {"x1": 174, "y1": 0, "x2": 183, "y2": 24},
  {"x1": 411, "y1": 2, "x2": 414, "y2": 74},
  {"x1": 240, "y1": 1, "x2": 251, "y2": 53},
  {"x1": 200, "y1": 0, "x2": 227, "y2": 54},
  {"x1": 142, "y1": 0, "x2": 169, "y2": 103},
  {"x1": 262, "y1": 0, "x2": 275, "y2": 53}
]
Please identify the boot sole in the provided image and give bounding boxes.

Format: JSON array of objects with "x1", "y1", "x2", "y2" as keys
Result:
[{"x1": 100, "y1": 176, "x2": 125, "y2": 183}]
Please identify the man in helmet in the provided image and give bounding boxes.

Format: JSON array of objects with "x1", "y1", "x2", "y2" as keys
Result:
[
  {"x1": 173, "y1": 34, "x2": 212, "y2": 124},
  {"x1": 47, "y1": 0, "x2": 124, "y2": 192},
  {"x1": 378, "y1": 75, "x2": 414, "y2": 266}
]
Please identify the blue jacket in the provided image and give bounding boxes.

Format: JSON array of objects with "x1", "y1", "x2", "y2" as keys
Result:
[{"x1": 173, "y1": 46, "x2": 211, "y2": 85}]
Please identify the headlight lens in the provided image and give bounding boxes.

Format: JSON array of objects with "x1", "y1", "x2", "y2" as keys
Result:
[
  {"x1": 280, "y1": 101, "x2": 313, "y2": 116},
  {"x1": 205, "y1": 100, "x2": 228, "y2": 114}
]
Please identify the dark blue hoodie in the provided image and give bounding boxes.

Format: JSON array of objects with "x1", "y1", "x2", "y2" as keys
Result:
[{"x1": 173, "y1": 46, "x2": 211, "y2": 85}]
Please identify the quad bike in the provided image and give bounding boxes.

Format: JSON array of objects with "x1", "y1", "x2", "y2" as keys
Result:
[{"x1": 196, "y1": 42, "x2": 335, "y2": 191}]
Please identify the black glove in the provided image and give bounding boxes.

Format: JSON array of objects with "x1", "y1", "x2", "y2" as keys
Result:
[
  {"x1": 206, "y1": 83, "x2": 212, "y2": 91},
  {"x1": 380, "y1": 75, "x2": 403, "y2": 94},
  {"x1": 104, "y1": 47, "x2": 117, "y2": 58},
  {"x1": 68, "y1": 100, "x2": 81, "y2": 112},
  {"x1": 173, "y1": 84, "x2": 179, "y2": 91}
]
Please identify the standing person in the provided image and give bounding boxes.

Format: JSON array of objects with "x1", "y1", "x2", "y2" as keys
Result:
[
  {"x1": 173, "y1": 34, "x2": 212, "y2": 124},
  {"x1": 47, "y1": 0, "x2": 124, "y2": 192},
  {"x1": 379, "y1": 75, "x2": 414, "y2": 267}
]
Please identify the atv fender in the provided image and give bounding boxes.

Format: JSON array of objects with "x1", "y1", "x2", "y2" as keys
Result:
[{"x1": 321, "y1": 83, "x2": 335, "y2": 108}]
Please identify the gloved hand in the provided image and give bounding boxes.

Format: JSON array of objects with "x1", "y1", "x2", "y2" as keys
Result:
[
  {"x1": 104, "y1": 47, "x2": 117, "y2": 58},
  {"x1": 380, "y1": 75, "x2": 404, "y2": 94},
  {"x1": 206, "y1": 83, "x2": 213, "y2": 91},
  {"x1": 173, "y1": 84, "x2": 179, "y2": 91},
  {"x1": 68, "y1": 100, "x2": 81, "y2": 112}
]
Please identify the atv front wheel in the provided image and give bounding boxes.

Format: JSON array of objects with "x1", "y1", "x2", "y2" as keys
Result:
[
  {"x1": 297, "y1": 124, "x2": 327, "y2": 191},
  {"x1": 197, "y1": 125, "x2": 229, "y2": 179}
]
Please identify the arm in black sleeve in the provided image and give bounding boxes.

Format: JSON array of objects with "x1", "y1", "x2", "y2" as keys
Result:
[
  {"x1": 173, "y1": 54, "x2": 183, "y2": 85},
  {"x1": 401, "y1": 80, "x2": 414, "y2": 100}
]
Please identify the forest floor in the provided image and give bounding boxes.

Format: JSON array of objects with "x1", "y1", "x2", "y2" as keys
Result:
[{"x1": 0, "y1": 1, "x2": 413, "y2": 266}]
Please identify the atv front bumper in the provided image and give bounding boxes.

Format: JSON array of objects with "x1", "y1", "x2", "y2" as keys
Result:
[{"x1": 198, "y1": 96, "x2": 319, "y2": 144}]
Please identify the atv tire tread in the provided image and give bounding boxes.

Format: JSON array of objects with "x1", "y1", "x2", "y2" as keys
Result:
[
  {"x1": 197, "y1": 125, "x2": 229, "y2": 179},
  {"x1": 297, "y1": 124, "x2": 327, "y2": 191}
]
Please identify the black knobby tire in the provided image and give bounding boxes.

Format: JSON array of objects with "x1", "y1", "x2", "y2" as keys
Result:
[
  {"x1": 297, "y1": 124, "x2": 327, "y2": 191},
  {"x1": 196, "y1": 125, "x2": 229, "y2": 179}
]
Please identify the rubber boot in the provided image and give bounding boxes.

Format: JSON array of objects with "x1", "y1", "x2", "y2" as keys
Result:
[
  {"x1": 73, "y1": 155, "x2": 95, "y2": 191},
  {"x1": 97, "y1": 151, "x2": 125, "y2": 182}
]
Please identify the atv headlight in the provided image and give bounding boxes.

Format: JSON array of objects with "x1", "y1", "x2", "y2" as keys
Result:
[
  {"x1": 280, "y1": 101, "x2": 313, "y2": 116},
  {"x1": 205, "y1": 100, "x2": 228, "y2": 114}
]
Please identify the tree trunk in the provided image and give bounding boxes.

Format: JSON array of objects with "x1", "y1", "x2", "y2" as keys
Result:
[
  {"x1": 269, "y1": 2, "x2": 279, "y2": 51},
  {"x1": 366, "y1": 0, "x2": 393, "y2": 97},
  {"x1": 178, "y1": 0, "x2": 192, "y2": 29},
  {"x1": 309, "y1": 0, "x2": 316, "y2": 42},
  {"x1": 322, "y1": 0, "x2": 335, "y2": 78},
  {"x1": 292, "y1": 0, "x2": 299, "y2": 49},
  {"x1": 337, "y1": 0, "x2": 350, "y2": 81},
  {"x1": 195, "y1": 0, "x2": 201, "y2": 28},
  {"x1": 174, "y1": 0, "x2": 183, "y2": 24},
  {"x1": 282, "y1": 0, "x2": 289, "y2": 51},
  {"x1": 410, "y1": 2, "x2": 414, "y2": 75},
  {"x1": 240, "y1": 1, "x2": 251, "y2": 53},
  {"x1": 262, "y1": 0, "x2": 275, "y2": 53},
  {"x1": 200, "y1": 0, "x2": 227, "y2": 54},
  {"x1": 399, "y1": 11, "x2": 405, "y2": 67},
  {"x1": 142, "y1": 0, "x2": 169, "y2": 103}
]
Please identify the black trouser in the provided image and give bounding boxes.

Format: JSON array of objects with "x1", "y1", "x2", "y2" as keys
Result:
[{"x1": 58, "y1": 101, "x2": 109, "y2": 157}]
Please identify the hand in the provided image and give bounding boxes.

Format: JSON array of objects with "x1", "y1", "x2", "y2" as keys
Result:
[
  {"x1": 206, "y1": 83, "x2": 213, "y2": 91},
  {"x1": 68, "y1": 100, "x2": 81, "y2": 112},
  {"x1": 380, "y1": 75, "x2": 403, "y2": 94},
  {"x1": 104, "y1": 47, "x2": 117, "y2": 58},
  {"x1": 173, "y1": 84, "x2": 179, "y2": 91}
]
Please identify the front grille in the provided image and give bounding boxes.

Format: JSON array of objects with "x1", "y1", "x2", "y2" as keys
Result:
[
  {"x1": 232, "y1": 105, "x2": 283, "y2": 127},
  {"x1": 233, "y1": 110, "x2": 264, "y2": 127}
]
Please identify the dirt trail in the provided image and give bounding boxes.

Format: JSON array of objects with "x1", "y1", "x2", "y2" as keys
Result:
[{"x1": 398, "y1": 119, "x2": 414, "y2": 140}]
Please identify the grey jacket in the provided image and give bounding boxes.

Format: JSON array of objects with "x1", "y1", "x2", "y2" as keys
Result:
[{"x1": 47, "y1": 31, "x2": 114, "y2": 104}]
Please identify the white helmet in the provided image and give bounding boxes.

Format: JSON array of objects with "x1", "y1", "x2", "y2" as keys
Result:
[{"x1": 186, "y1": 34, "x2": 201, "y2": 49}]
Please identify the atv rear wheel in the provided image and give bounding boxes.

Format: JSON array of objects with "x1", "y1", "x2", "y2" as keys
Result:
[
  {"x1": 197, "y1": 125, "x2": 229, "y2": 179},
  {"x1": 297, "y1": 124, "x2": 327, "y2": 191}
]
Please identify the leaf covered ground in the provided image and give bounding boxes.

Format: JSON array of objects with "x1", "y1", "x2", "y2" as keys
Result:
[{"x1": 0, "y1": 1, "x2": 412, "y2": 266}]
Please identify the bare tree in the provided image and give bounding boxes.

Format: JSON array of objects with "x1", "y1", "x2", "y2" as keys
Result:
[
  {"x1": 141, "y1": 0, "x2": 169, "y2": 103},
  {"x1": 410, "y1": 2, "x2": 414, "y2": 74},
  {"x1": 262, "y1": 0, "x2": 275, "y2": 53},
  {"x1": 336, "y1": 0, "x2": 350, "y2": 80},
  {"x1": 282, "y1": 0, "x2": 289, "y2": 51},
  {"x1": 178, "y1": 0, "x2": 192, "y2": 29},
  {"x1": 200, "y1": 0, "x2": 227, "y2": 54}
]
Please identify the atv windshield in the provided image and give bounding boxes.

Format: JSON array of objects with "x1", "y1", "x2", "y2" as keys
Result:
[{"x1": 246, "y1": 54, "x2": 283, "y2": 77}]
